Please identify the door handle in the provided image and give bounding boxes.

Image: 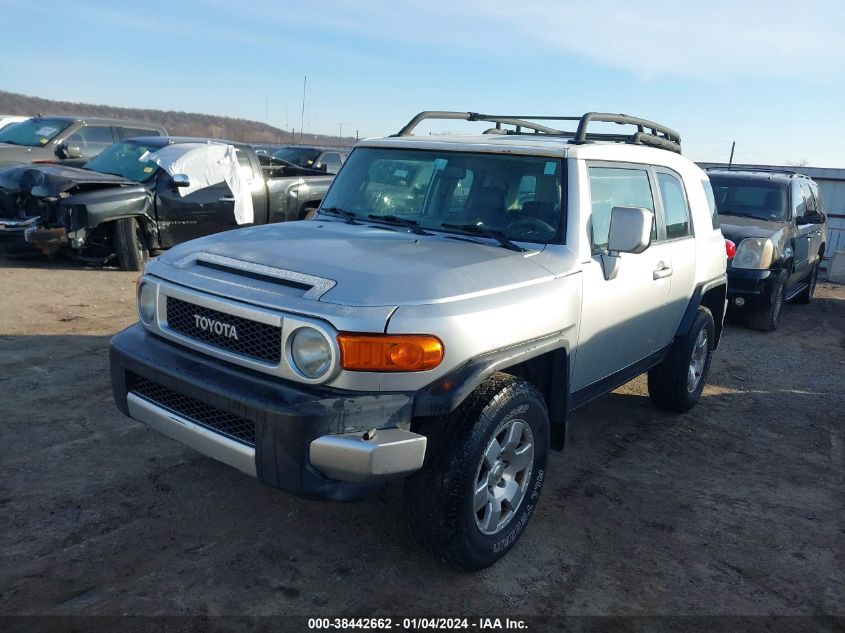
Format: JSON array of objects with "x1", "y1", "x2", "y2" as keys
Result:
[
  {"x1": 219, "y1": 196, "x2": 235, "y2": 202},
  {"x1": 653, "y1": 265, "x2": 673, "y2": 280}
]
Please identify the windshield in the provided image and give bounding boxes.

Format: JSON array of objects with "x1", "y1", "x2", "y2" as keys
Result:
[
  {"x1": 0, "y1": 117, "x2": 72, "y2": 147},
  {"x1": 320, "y1": 147, "x2": 564, "y2": 244},
  {"x1": 709, "y1": 176, "x2": 789, "y2": 222},
  {"x1": 272, "y1": 147, "x2": 321, "y2": 167},
  {"x1": 85, "y1": 140, "x2": 161, "y2": 181}
]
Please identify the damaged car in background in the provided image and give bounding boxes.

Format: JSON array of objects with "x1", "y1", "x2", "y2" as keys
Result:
[{"x1": 0, "y1": 136, "x2": 335, "y2": 270}]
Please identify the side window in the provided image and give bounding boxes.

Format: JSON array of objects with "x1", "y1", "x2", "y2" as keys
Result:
[
  {"x1": 64, "y1": 125, "x2": 115, "y2": 158},
  {"x1": 810, "y1": 182, "x2": 823, "y2": 211},
  {"x1": 802, "y1": 183, "x2": 817, "y2": 212},
  {"x1": 793, "y1": 184, "x2": 807, "y2": 219},
  {"x1": 657, "y1": 172, "x2": 691, "y2": 238},
  {"x1": 120, "y1": 127, "x2": 161, "y2": 139},
  {"x1": 702, "y1": 179, "x2": 720, "y2": 229},
  {"x1": 319, "y1": 152, "x2": 342, "y2": 174},
  {"x1": 588, "y1": 166, "x2": 655, "y2": 252}
]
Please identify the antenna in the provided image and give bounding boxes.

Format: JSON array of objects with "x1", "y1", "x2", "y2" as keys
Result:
[
  {"x1": 299, "y1": 75, "x2": 306, "y2": 164},
  {"x1": 728, "y1": 140, "x2": 735, "y2": 170}
]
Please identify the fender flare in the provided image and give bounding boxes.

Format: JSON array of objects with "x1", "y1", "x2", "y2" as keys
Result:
[
  {"x1": 675, "y1": 274, "x2": 728, "y2": 347},
  {"x1": 412, "y1": 331, "x2": 570, "y2": 448}
]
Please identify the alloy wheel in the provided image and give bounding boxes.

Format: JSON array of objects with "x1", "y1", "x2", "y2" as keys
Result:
[{"x1": 473, "y1": 418, "x2": 534, "y2": 535}]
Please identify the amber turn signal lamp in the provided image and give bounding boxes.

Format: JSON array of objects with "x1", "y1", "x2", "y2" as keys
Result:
[{"x1": 337, "y1": 333, "x2": 444, "y2": 372}]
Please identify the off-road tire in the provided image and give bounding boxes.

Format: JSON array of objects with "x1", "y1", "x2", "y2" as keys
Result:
[
  {"x1": 795, "y1": 261, "x2": 819, "y2": 305},
  {"x1": 747, "y1": 271, "x2": 787, "y2": 332},
  {"x1": 113, "y1": 217, "x2": 149, "y2": 271},
  {"x1": 405, "y1": 373, "x2": 549, "y2": 571},
  {"x1": 648, "y1": 306, "x2": 715, "y2": 413}
]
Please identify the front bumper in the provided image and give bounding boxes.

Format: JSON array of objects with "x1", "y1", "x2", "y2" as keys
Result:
[
  {"x1": 726, "y1": 267, "x2": 777, "y2": 311},
  {"x1": 0, "y1": 217, "x2": 69, "y2": 255},
  {"x1": 110, "y1": 324, "x2": 426, "y2": 501}
]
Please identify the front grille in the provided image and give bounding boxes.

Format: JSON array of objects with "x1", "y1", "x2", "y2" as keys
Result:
[
  {"x1": 128, "y1": 372, "x2": 256, "y2": 446},
  {"x1": 165, "y1": 297, "x2": 282, "y2": 363}
]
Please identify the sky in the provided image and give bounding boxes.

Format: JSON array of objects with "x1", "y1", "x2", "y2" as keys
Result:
[{"x1": 2, "y1": 0, "x2": 844, "y2": 166}]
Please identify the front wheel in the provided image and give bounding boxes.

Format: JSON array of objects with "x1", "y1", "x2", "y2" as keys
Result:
[
  {"x1": 747, "y1": 272, "x2": 786, "y2": 331},
  {"x1": 405, "y1": 373, "x2": 549, "y2": 571},
  {"x1": 113, "y1": 217, "x2": 149, "y2": 271},
  {"x1": 648, "y1": 306, "x2": 715, "y2": 413}
]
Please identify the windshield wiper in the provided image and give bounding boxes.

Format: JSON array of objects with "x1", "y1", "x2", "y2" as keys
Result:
[
  {"x1": 440, "y1": 223, "x2": 525, "y2": 252},
  {"x1": 368, "y1": 214, "x2": 431, "y2": 235},
  {"x1": 320, "y1": 207, "x2": 359, "y2": 224},
  {"x1": 0, "y1": 140, "x2": 21, "y2": 146}
]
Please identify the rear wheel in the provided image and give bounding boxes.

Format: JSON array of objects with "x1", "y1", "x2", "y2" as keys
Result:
[
  {"x1": 405, "y1": 373, "x2": 549, "y2": 571},
  {"x1": 113, "y1": 217, "x2": 149, "y2": 271},
  {"x1": 648, "y1": 306, "x2": 714, "y2": 412},
  {"x1": 795, "y1": 261, "x2": 819, "y2": 305}
]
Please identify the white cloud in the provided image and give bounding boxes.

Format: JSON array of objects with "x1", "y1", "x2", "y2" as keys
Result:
[{"x1": 222, "y1": 0, "x2": 845, "y2": 82}]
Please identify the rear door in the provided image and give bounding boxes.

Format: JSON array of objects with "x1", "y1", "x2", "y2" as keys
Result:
[
  {"x1": 791, "y1": 182, "x2": 813, "y2": 284},
  {"x1": 653, "y1": 168, "x2": 697, "y2": 345},
  {"x1": 806, "y1": 182, "x2": 824, "y2": 267},
  {"x1": 571, "y1": 163, "x2": 674, "y2": 392}
]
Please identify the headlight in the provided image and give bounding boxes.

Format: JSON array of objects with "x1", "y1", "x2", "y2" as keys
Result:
[
  {"x1": 289, "y1": 327, "x2": 332, "y2": 379},
  {"x1": 137, "y1": 281, "x2": 156, "y2": 324},
  {"x1": 733, "y1": 238, "x2": 774, "y2": 270}
]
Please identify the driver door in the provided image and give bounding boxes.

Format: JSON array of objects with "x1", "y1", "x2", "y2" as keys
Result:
[{"x1": 571, "y1": 163, "x2": 674, "y2": 394}]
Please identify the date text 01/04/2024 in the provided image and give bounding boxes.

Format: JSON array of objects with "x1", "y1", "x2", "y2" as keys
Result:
[{"x1": 307, "y1": 617, "x2": 528, "y2": 630}]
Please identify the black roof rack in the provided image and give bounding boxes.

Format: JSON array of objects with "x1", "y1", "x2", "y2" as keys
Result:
[
  {"x1": 393, "y1": 111, "x2": 682, "y2": 153},
  {"x1": 705, "y1": 166, "x2": 808, "y2": 177}
]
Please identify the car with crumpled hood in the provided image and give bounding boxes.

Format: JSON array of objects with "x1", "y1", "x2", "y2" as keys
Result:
[{"x1": 0, "y1": 136, "x2": 334, "y2": 269}]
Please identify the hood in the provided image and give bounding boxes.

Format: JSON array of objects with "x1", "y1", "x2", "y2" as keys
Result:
[
  {"x1": 0, "y1": 142, "x2": 51, "y2": 164},
  {"x1": 719, "y1": 215, "x2": 784, "y2": 243},
  {"x1": 157, "y1": 220, "x2": 556, "y2": 307},
  {"x1": 0, "y1": 163, "x2": 137, "y2": 197}
]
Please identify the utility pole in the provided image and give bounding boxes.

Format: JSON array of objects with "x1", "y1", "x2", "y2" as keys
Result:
[{"x1": 338, "y1": 122, "x2": 343, "y2": 141}]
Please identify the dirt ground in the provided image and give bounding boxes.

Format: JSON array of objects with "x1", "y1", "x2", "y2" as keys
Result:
[{"x1": 0, "y1": 257, "x2": 843, "y2": 627}]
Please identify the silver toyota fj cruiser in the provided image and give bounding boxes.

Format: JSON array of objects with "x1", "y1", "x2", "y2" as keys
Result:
[{"x1": 110, "y1": 111, "x2": 728, "y2": 570}]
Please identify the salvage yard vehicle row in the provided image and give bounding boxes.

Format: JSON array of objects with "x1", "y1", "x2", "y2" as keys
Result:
[{"x1": 0, "y1": 137, "x2": 334, "y2": 269}]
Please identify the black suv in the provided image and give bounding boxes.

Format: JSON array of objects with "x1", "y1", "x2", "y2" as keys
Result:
[{"x1": 708, "y1": 169, "x2": 827, "y2": 331}]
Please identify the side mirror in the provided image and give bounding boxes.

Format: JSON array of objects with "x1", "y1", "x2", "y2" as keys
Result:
[
  {"x1": 607, "y1": 206, "x2": 653, "y2": 254},
  {"x1": 801, "y1": 210, "x2": 825, "y2": 225},
  {"x1": 601, "y1": 206, "x2": 653, "y2": 281},
  {"x1": 61, "y1": 144, "x2": 82, "y2": 159},
  {"x1": 172, "y1": 174, "x2": 191, "y2": 188}
]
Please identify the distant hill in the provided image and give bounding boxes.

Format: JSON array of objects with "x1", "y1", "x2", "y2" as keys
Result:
[{"x1": 0, "y1": 91, "x2": 356, "y2": 147}]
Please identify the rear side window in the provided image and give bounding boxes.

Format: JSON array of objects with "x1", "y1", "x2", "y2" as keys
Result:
[
  {"x1": 120, "y1": 127, "x2": 162, "y2": 139},
  {"x1": 702, "y1": 180, "x2": 719, "y2": 229},
  {"x1": 588, "y1": 166, "x2": 655, "y2": 252},
  {"x1": 657, "y1": 172, "x2": 691, "y2": 238}
]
